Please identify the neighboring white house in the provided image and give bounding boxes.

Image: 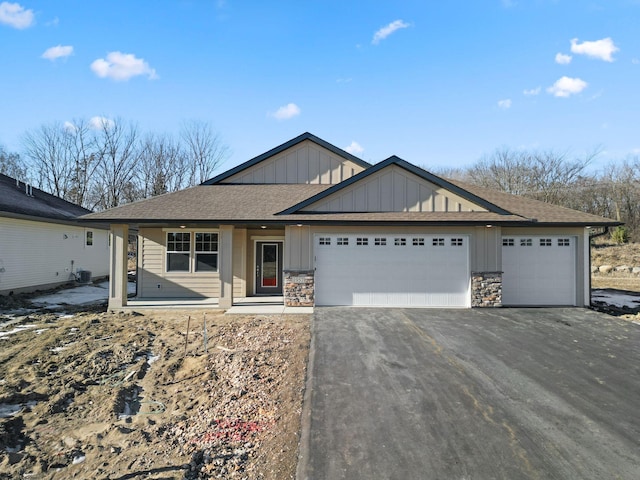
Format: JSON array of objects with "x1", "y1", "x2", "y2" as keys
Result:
[{"x1": 0, "y1": 173, "x2": 109, "y2": 296}]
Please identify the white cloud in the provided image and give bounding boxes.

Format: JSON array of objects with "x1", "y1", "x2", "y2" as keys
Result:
[
  {"x1": 90, "y1": 52, "x2": 158, "y2": 81},
  {"x1": 523, "y1": 87, "x2": 541, "y2": 96},
  {"x1": 497, "y1": 99, "x2": 512, "y2": 109},
  {"x1": 0, "y1": 2, "x2": 34, "y2": 29},
  {"x1": 269, "y1": 103, "x2": 301, "y2": 120},
  {"x1": 555, "y1": 52, "x2": 572, "y2": 64},
  {"x1": 632, "y1": 58, "x2": 639, "y2": 65},
  {"x1": 89, "y1": 116, "x2": 115, "y2": 130},
  {"x1": 570, "y1": 37, "x2": 619, "y2": 62},
  {"x1": 547, "y1": 76, "x2": 588, "y2": 97},
  {"x1": 345, "y1": 141, "x2": 364, "y2": 155},
  {"x1": 63, "y1": 121, "x2": 77, "y2": 133},
  {"x1": 372, "y1": 19, "x2": 410, "y2": 45},
  {"x1": 42, "y1": 45, "x2": 73, "y2": 61}
]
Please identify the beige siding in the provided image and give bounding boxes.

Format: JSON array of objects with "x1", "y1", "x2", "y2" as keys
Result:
[
  {"x1": 138, "y1": 227, "x2": 220, "y2": 298},
  {"x1": 221, "y1": 140, "x2": 366, "y2": 184},
  {"x1": 233, "y1": 228, "x2": 247, "y2": 297},
  {"x1": 303, "y1": 166, "x2": 487, "y2": 212},
  {"x1": 285, "y1": 225, "x2": 312, "y2": 270},
  {"x1": 0, "y1": 217, "x2": 109, "y2": 294}
]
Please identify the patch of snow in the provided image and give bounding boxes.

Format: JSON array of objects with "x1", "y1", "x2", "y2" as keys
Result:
[
  {"x1": 0, "y1": 401, "x2": 37, "y2": 418},
  {"x1": 0, "y1": 324, "x2": 36, "y2": 339},
  {"x1": 147, "y1": 353, "x2": 160, "y2": 365},
  {"x1": 592, "y1": 290, "x2": 640, "y2": 309},
  {"x1": 72, "y1": 455, "x2": 86, "y2": 465},
  {"x1": 30, "y1": 280, "x2": 136, "y2": 307},
  {"x1": 35, "y1": 329, "x2": 48, "y2": 335}
]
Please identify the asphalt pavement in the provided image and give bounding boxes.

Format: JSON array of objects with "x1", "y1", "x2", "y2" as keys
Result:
[{"x1": 297, "y1": 308, "x2": 640, "y2": 480}]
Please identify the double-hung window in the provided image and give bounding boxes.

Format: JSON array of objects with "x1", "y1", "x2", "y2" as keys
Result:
[
  {"x1": 195, "y1": 233, "x2": 218, "y2": 271},
  {"x1": 167, "y1": 232, "x2": 191, "y2": 271},
  {"x1": 166, "y1": 231, "x2": 219, "y2": 272}
]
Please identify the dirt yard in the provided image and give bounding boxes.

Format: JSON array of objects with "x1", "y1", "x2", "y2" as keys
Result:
[
  {"x1": 591, "y1": 242, "x2": 640, "y2": 292},
  {"x1": 0, "y1": 305, "x2": 310, "y2": 479}
]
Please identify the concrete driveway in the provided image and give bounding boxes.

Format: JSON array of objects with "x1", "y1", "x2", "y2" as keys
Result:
[{"x1": 297, "y1": 308, "x2": 640, "y2": 480}]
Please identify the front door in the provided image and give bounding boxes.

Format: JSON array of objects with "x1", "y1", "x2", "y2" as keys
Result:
[{"x1": 255, "y1": 241, "x2": 283, "y2": 295}]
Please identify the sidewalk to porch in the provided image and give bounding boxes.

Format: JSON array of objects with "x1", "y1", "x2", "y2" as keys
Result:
[{"x1": 125, "y1": 295, "x2": 313, "y2": 314}]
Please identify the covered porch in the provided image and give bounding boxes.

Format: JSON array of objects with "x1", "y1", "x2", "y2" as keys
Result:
[{"x1": 107, "y1": 223, "x2": 314, "y2": 312}]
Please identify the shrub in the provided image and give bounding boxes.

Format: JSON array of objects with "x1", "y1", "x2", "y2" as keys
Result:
[{"x1": 610, "y1": 226, "x2": 629, "y2": 244}]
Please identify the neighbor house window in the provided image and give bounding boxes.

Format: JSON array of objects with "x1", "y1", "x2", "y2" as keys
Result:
[
  {"x1": 195, "y1": 233, "x2": 218, "y2": 271},
  {"x1": 86, "y1": 231, "x2": 93, "y2": 246},
  {"x1": 167, "y1": 232, "x2": 191, "y2": 271}
]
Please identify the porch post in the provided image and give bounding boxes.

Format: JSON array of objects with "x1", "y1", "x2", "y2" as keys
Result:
[
  {"x1": 108, "y1": 224, "x2": 129, "y2": 310},
  {"x1": 219, "y1": 225, "x2": 234, "y2": 309}
]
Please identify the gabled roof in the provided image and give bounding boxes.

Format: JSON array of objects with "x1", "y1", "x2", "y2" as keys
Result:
[
  {"x1": 0, "y1": 173, "x2": 92, "y2": 224},
  {"x1": 277, "y1": 156, "x2": 512, "y2": 215},
  {"x1": 202, "y1": 132, "x2": 371, "y2": 185}
]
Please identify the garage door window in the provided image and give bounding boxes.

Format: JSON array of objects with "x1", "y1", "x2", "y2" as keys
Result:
[
  {"x1": 432, "y1": 238, "x2": 445, "y2": 246},
  {"x1": 374, "y1": 237, "x2": 387, "y2": 246},
  {"x1": 503, "y1": 238, "x2": 514, "y2": 246},
  {"x1": 319, "y1": 237, "x2": 331, "y2": 245},
  {"x1": 558, "y1": 238, "x2": 570, "y2": 246},
  {"x1": 451, "y1": 238, "x2": 464, "y2": 246},
  {"x1": 540, "y1": 238, "x2": 552, "y2": 246},
  {"x1": 520, "y1": 238, "x2": 532, "y2": 246},
  {"x1": 394, "y1": 238, "x2": 407, "y2": 246},
  {"x1": 412, "y1": 238, "x2": 425, "y2": 246},
  {"x1": 337, "y1": 237, "x2": 349, "y2": 246}
]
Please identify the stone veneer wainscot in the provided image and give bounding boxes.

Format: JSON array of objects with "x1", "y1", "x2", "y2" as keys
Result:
[
  {"x1": 283, "y1": 270, "x2": 314, "y2": 307},
  {"x1": 471, "y1": 272, "x2": 502, "y2": 307}
]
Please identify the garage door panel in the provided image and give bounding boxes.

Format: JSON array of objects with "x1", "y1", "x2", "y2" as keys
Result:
[
  {"x1": 315, "y1": 234, "x2": 470, "y2": 307},
  {"x1": 502, "y1": 236, "x2": 576, "y2": 306}
]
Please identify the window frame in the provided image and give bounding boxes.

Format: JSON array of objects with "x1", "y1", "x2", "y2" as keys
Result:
[{"x1": 164, "y1": 229, "x2": 220, "y2": 273}]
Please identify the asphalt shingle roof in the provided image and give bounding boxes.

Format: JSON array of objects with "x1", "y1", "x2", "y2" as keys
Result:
[
  {"x1": 81, "y1": 182, "x2": 618, "y2": 226},
  {"x1": 0, "y1": 173, "x2": 91, "y2": 222}
]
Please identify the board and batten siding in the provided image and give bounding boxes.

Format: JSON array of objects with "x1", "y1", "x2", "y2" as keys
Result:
[
  {"x1": 138, "y1": 227, "x2": 221, "y2": 298},
  {"x1": 302, "y1": 166, "x2": 487, "y2": 213},
  {"x1": 0, "y1": 217, "x2": 108, "y2": 295},
  {"x1": 221, "y1": 140, "x2": 366, "y2": 184}
]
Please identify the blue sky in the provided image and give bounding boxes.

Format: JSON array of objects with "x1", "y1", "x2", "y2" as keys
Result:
[{"x1": 1, "y1": 0, "x2": 638, "y2": 173}]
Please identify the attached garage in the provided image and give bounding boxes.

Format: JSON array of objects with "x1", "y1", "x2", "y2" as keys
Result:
[
  {"x1": 314, "y1": 234, "x2": 470, "y2": 307},
  {"x1": 502, "y1": 235, "x2": 577, "y2": 306}
]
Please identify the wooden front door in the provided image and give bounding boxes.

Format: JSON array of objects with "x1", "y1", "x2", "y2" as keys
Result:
[{"x1": 255, "y1": 241, "x2": 283, "y2": 295}]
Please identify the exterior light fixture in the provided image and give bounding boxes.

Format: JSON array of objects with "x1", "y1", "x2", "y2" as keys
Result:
[
  {"x1": 179, "y1": 225, "x2": 186, "y2": 229},
  {"x1": 485, "y1": 224, "x2": 493, "y2": 228},
  {"x1": 296, "y1": 224, "x2": 303, "y2": 227},
  {"x1": 260, "y1": 225, "x2": 267, "y2": 229}
]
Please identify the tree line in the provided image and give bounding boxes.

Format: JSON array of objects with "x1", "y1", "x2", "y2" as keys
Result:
[
  {"x1": 1, "y1": 126, "x2": 638, "y2": 240},
  {"x1": 1, "y1": 118, "x2": 229, "y2": 211},
  {"x1": 437, "y1": 147, "x2": 639, "y2": 242}
]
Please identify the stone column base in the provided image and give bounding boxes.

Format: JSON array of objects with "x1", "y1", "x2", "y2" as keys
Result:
[
  {"x1": 283, "y1": 270, "x2": 314, "y2": 307},
  {"x1": 471, "y1": 272, "x2": 502, "y2": 307}
]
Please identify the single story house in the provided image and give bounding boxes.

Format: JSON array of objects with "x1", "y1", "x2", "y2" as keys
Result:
[
  {"x1": 81, "y1": 133, "x2": 618, "y2": 310},
  {"x1": 0, "y1": 173, "x2": 109, "y2": 295}
]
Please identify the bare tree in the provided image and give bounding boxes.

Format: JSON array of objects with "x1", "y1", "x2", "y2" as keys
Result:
[
  {"x1": 0, "y1": 144, "x2": 28, "y2": 180},
  {"x1": 467, "y1": 147, "x2": 596, "y2": 204},
  {"x1": 138, "y1": 133, "x2": 189, "y2": 197},
  {"x1": 64, "y1": 119, "x2": 100, "y2": 208},
  {"x1": 22, "y1": 122, "x2": 75, "y2": 198},
  {"x1": 93, "y1": 118, "x2": 141, "y2": 209},
  {"x1": 180, "y1": 120, "x2": 230, "y2": 185}
]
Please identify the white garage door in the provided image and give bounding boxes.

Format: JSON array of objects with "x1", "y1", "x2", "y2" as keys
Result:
[
  {"x1": 502, "y1": 236, "x2": 576, "y2": 306},
  {"x1": 314, "y1": 234, "x2": 470, "y2": 307}
]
